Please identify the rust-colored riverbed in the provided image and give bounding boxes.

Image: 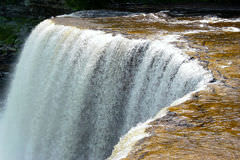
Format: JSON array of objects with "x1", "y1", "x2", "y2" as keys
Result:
[{"x1": 53, "y1": 12, "x2": 240, "y2": 159}]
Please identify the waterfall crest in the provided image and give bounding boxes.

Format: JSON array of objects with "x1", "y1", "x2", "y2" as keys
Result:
[{"x1": 0, "y1": 20, "x2": 211, "y2": 160}]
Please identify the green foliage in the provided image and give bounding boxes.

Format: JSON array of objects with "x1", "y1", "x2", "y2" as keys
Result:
[
  {"x1": 0, "y1": 16, "x2": 17, "y2": 46},
  {"x1": 0, "y1": 26, "x2": 17, "y2": 45},
  {"x1": 0, "y1": 17, "x2": 8, "y2": 23},
  {"x1": 0, "y1": 16, "x2": 41, "y2": 51}
]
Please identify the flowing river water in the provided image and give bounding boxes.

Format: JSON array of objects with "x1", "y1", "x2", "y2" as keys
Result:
[{"x1": 0, "y1": 11, "x2": 239, "y2": 160}]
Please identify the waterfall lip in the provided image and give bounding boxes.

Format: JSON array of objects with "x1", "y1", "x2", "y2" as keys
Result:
[
  {"x1": 108, "y1": 78, "x2": 213, "y2": 160},
  {"x1": 0, "y1": 17, "x2": 216, "y2": 160},
  {"x1": 103, "y1": 26, "x2": 214, "y2": 160},
  {"x1": 106, "y1": 36, "x2": 213, "y2": 160},
  {"x1": 4, "y1": 11, "x2": 238, "y2": 160}
]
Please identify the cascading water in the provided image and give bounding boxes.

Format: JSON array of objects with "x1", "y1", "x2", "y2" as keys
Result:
[{"x1": 0, "y1": 19, "x2": 211, "y2": 160}]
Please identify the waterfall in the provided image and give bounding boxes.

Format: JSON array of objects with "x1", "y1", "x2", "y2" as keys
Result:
[{"x1": 0, "y1": 19, "x2": 211, "y2": 160}]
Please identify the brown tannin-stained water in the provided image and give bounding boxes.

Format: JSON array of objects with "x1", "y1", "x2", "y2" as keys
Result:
[{"x1": 0, "y1": 10, "x2": 239, "y2": 160}]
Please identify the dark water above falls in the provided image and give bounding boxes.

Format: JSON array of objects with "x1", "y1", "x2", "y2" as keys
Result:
[{"x1": 0, "y1": 13, "x2": 213, "y2": 160}]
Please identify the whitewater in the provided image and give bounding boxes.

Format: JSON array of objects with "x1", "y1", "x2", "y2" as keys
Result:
[{"x1": 0, "y1": 19, "x2": 211, "y2": 160}]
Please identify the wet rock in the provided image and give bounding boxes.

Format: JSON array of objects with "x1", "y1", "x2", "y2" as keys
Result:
[{"x1": 209, "y1": 78, "x2": 217, "y2": 83}]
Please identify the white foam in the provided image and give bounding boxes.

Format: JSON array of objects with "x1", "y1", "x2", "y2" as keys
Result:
[
  {"x1": 0, "y1": 19, "x2": 212, "y2": 160},
  {"x1": 222, "y1": 27, "x2": 240, "y2": 32}
]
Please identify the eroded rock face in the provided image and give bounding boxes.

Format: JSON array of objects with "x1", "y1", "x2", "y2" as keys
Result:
[{"x1": 52, "y1": 12, "x2": 240, "y2": 159}]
